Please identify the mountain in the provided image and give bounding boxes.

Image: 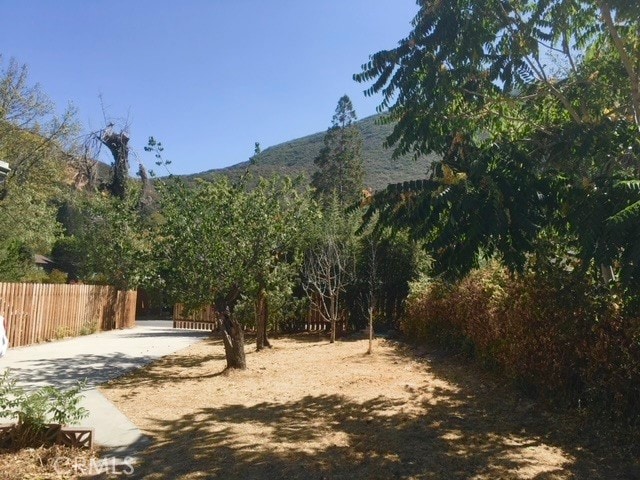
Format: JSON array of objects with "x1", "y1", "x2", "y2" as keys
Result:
[{"x1": 181, "y1": 115, "x2": 437, "y2": 190}]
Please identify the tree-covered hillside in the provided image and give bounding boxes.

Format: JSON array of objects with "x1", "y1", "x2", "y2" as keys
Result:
[{"x1": 181, "y1": 115, "x2": 437, "y2": 190}]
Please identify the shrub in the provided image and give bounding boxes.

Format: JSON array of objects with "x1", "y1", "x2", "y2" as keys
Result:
[
  {"x1": 402, "y1": 262, "x2": 640, "y2": 418},
  {"x1": 46, "y1": 269, "x2": 68, "y2": 284},
  {"x1": 0, "y1": 370, "x2": 88, "y2": 448}
]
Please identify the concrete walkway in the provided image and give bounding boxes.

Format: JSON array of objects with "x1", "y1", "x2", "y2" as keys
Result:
[{"x1": 0, "y1": 320, "x2": 210, "y2": 454}]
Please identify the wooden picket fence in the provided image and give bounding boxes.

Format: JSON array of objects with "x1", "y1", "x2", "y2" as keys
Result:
[
  {"x1": 0, "y1": 283, "x2": 137, "y2": 348},
  {"x1": 305, "y1": 302, "x2": 347, "y2": 337},
  {"x1": 173, "y1": 301, "x2": 347, "y2": 336},
  {"x1": 172, "y1": 304, "x2": 220, "y2": 331}
]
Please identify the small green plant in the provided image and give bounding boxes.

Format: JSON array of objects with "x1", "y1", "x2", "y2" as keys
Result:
[
  {"x1": 79, "y1": 320, "x2": 98, "y2": 336},
  {"x1": 0, "y1": 370, "x2": 89, "y2": 448},
  {"x1": 53, "y1": 326, "x2": 72, "y2": 340}
]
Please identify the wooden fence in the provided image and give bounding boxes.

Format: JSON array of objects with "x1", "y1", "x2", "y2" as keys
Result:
[
  {"x1": 305, "y1": 303, "x2": 347, "y2": 337},
  {"x1": 0, "y1": 283, "x2": 137, "y2": 348},
  {"x1": 172, "y1": 304, "x2": 220, "y2": 331},
  {"x1": 173, "y1": 302, "x2": 347, "y2": 336}
]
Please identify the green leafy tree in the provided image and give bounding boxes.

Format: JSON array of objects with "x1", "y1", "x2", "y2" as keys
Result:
[
  {"x1": 156, "y1": 175, "x2": 315, "y2": 368},
  {"x1": 0, "y1": 240, "x2": 35, "y2": 282},
  {"x1": 0, "y1": 158, "x2": 64, "y2": 281},
  {"x1": 349, "y1": 228, "x2": 425, "y2": 332},
  {"x1": 312, "y1": 95, "x2": 364, "y2": 206},
  {"x1": 355, "y1": 1, "x2": 640, "y2": 286},
  {"x1": 239, "y1": 176, "x2": 316, "y2": 351},
  {"x1": 0, "y1": 56, "x2": 78, "y2": 197},
  {"x1": 0, "y1": 56, "x2": 79, "y2": 281},
  {"x1": 355, "y1": 1, "x2": 639, "y2": 157},
  {"x1": 68, "y1": 186, "x2": 154, "y2": 290}
]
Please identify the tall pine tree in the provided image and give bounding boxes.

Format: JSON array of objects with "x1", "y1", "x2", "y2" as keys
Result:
[{"x1": 312, "y1": 95, "x2": 364, "y2": 206}]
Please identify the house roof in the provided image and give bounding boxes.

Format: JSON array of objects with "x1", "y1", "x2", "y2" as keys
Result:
[{"x1": 34, "y1": 254, "x2": 54, "y2": 266}]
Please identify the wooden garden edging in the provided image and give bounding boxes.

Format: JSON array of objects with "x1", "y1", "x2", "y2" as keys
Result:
[
  {"x1": 0, "y1": 423, "x2": 93, "y2": 449},
  {"x1": 0, "y1": 283, "x2": 137, "y2": 348}
]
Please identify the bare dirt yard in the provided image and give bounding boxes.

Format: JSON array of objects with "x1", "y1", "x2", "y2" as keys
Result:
[{"x1": 101, "y1": 333, "x2": 639, "y2": 480}]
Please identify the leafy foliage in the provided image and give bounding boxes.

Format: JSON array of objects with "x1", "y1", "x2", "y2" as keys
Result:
[
  {"x1": 312, "y1": 95, "x2": 364, "y2": 205},
  {"x1": 402, "y1": 262, "x2": 640, "y2": 418},
  {"x1": 355, "y1": 1, "x2": 640, "y2": 288},
  {"x1": 0, "y1": 56, "x2": 78, "y2": 195},
  {"x1": 0, "y1": 370, "x2": 88, "y2": 448},
  {"x1": 361, "y1": 143, "x2": 549, "y2": 278},
  {"x1": 155, "y1": 174, "x2": 316, "y2": 365},
  {"x1": 348, "y1": 229, "x2": 426, "y2": 330},
  {"x1": 62, "y1": 186, "x2": 154, "y2": 290},
  {"x1": 352, "y1": 2, "x2": 640, "y2": 421},
  {"x1": 0, "y1": 56, "x2": 87, "y2": 282},
  {"x1": 156, "y1": 175, "x2": 314, "y2": 311}
]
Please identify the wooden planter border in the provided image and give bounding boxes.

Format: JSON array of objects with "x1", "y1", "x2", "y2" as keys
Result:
[{"x1": 0, "y1": 423, "x2": 94, "y2": 449}]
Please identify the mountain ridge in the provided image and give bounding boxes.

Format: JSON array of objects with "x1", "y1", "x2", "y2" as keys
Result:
[{"x1": 179, "y1": 114, "x2": 436, "y2": 190}]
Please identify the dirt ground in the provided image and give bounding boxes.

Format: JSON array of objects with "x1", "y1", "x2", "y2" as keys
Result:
[{"x1": 101, "y1": 333, "x2": 639, "y2": 480}]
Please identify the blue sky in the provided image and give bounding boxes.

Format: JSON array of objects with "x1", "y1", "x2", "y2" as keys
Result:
[{"x1": 0, "y1": 0, "x2": 418, "y2": 175}]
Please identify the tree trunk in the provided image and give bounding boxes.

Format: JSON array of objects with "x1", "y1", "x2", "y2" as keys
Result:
[
  {"x1": 220, "y1": 308, "x2": 246, "y2": 369},
  {"x1": 256, "y1": 287, "x2": 271, "y2": 351},
  {"x1": 256, "y1": 291, "x2": 264, "y2": 351},
  {"x1": 367, "y1": 306, "x2": 373, "y2": 355},
  {"x1": 262, "y1": 294, "x2": 271, "y2": 348},
  {"x1": 101, "y1": 131, "x2": 130, "y2": 200},
  {"x1": 330, "y1": 294, "x2": 336, "y2": 344}
]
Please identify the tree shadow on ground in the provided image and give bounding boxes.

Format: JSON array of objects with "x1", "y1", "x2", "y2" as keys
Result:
[
  {"x1": 3, "y1": 353, "x2": 159, "y2": 389},
  {"x1": 271, "y1": 331, "x2": 361, "y2": 346},
  {"x1": 128, "y1": 342, "x2": 640, "y2": 479},
  {"x1": 6, "y1": 346, "x2": 225, "y2": 391},
  {"x1": 100, "y1": 354, "x2": 229, "y2": 391},
  {"x1": 388, "y1": 341, "x2": 640, "y2": 480},
  {"x1": 100, "y1": 338, "x2": 271, "y2": 391}
]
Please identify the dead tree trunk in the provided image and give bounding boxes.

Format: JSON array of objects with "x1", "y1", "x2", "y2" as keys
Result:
[
  {"x1": 101, "y1": 130, "x2": 130, "y2": 200},
  {"x1": 329, "y1": 292, "x2": 336, "y2": 344},
  {"x1": 136, "y1": 162, "x2": 154, "y2": 214}
]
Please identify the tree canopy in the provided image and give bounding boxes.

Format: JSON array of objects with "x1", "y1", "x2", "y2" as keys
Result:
[
  {"x1": 312, "y1": 95, "x2": 365, "y2": 206},
  {"x1": 156, "y1": 175, "x2": 316, "y2": 367},
  {"x1": 0, "y1": 57, "x2": 79, "y2": 281},
  {"x1": 355, "y1": 0, "x2": 640, "y2": 286}
]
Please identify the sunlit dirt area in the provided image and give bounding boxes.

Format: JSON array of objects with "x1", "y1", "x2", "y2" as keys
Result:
[{"x1": 102, "y1": 334, "x2": 639, "y2": 480}]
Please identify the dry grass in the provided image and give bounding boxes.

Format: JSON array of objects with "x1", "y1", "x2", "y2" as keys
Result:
[
  {"x1": 101, "y1": 333, "x2": 640, "y2": 480},
  {"x1": 0, "y1": 445, "x2": 101, "y2": 479}
]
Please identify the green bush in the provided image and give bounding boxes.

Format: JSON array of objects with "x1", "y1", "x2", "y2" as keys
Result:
[
  {"x1": 0, "y1": 370, "x2": 89, "y2": 448},
  {"x1": 46, "y1": 268, "x2": 68, "y2": 284},
  {"x1": 402, "y1": 262, "x2": 640, "y2": 418}
]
